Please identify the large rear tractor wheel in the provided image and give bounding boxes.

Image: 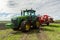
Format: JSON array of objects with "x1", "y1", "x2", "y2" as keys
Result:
[
  {"x1": 36, "y1": 21, "x2": 40, "y2": 29},
  {"x1": 21, "y1": 21, "x2": 30, "y2": 32},
  {"x1": 33, "y1": 21, "x2": 40, "y2": 29}
]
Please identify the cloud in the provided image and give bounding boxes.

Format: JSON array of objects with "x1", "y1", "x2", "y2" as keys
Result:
[
  {"x1": 0, "y1": 0, "x2": 60, "y2": 21},
  {"x1": 0, "y1": 13, "x2": 21, "y2": 21},
  {"x1": 36, "y1": 0, "x2": 60, "y2": 20}
]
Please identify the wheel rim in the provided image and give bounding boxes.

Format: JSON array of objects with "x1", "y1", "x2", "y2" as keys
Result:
[
  {"x1": 36, "y1": 21, "x2": 40, "y2": 27},
  {"x1": 26, "y1": 24, "x2": 30, "y2": 30}
]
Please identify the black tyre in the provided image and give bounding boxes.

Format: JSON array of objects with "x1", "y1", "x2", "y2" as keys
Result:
[
  {"x1": 20, "y1": 21, "x2": 30, "y2": 32},
  {"x1": 33, "y1": 21, "x2": 40, "y2": 29},
  {"x1": 47, "y1": 22, "x2": 49, "y2": 26},
  {"x1": 11, "y1": 18, "x2": 19, "y2": 31},
  {"x1": 36, "y1": 21, "x2": 40, "y2": 29}
]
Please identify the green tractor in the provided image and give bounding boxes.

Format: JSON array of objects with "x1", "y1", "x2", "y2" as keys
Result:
[{"x1": 6, "y1": 9, "x2": 40, "y2": 31}]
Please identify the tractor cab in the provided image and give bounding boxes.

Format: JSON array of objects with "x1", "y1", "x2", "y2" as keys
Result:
[{"x1": 21, "y1": 9, "x2": 36, "y2": 16}]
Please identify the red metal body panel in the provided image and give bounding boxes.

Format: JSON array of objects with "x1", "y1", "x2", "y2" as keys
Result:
[{"x1": 38, "y1": 15, "x2": 51, "y2": 24}]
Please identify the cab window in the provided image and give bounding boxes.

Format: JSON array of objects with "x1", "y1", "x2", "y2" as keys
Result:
[{"x1": 31, "y1": 12, "x2": 35, "y2": 15}]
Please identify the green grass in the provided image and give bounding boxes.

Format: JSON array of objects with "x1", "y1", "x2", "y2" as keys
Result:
[
  {"x1": 54, "y1": 20, "x2": 60, "y2": 23},
  {"x1": 55, "y1": 20, "x2": 60, "y2": 22},
  {"x1": 43, "y1": 23, "x2": 60, "y2": 40},
  {"x1": 0, "y1": 21, "x2": 11, "y2": 24},
  {"x1": 0, "y1": 29, "x2": 24, "y2": 40},
  {"x1": 0, "y1": 23, "x2": 60, "y2": 40}
]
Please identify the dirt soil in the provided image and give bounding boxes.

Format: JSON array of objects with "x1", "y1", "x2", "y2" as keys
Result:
[
  {"x1": 0, "y1": 23, "x2": 6, "y2": 30},
  {"x1": 19, "y1": 28, "x2": 49, "y2": 40},
  {"x1": 0, "y1": 23, "x2": 49, "y2": 40}
]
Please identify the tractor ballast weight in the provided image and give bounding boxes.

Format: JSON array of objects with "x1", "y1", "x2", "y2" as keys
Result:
[{"x1": 6, "y1": 9, "x2": 40, "y2": 31}]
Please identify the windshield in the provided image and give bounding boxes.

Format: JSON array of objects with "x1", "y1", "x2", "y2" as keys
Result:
[
  {"x1": 31, "y1": 12, "x2": 35, "y2": 15},
  {"x1": 24, "y1": 12, "x2": 30, "y2": 16},
  {"x1": 24, "y1": 12, "x2": 35, "y2": 16}
]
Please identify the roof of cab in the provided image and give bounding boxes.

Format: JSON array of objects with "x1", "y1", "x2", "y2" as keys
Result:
[{"x1": 23, "y1": 9, "x2": 36, "y2": 12}]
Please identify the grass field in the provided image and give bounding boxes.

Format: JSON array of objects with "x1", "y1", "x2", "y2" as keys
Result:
[
  {"x1": 42, "y1": 23, "x2": 60, "y2": 40},
  {"x1": 0, "y1": 23, "x2": 60, "y2": 40}
]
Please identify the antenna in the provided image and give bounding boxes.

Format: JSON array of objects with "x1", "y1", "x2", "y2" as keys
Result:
[
  {"x1": 21, "y1": 10, "x2": 22, "y2": 16},
  {"x1": 31, "y1": 8, "x2": 33, "y2": 10}
]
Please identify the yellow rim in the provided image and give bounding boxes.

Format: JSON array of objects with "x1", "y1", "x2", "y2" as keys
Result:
[
  {"x1": 26, "y1": 24, "x2": 30, "y2": 30},
  {"x1": 36, "y1": 21, "x2": 40, "y2": 27}
]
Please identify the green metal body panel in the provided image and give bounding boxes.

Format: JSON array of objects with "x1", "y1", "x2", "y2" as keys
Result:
[
  {"x1": 17, "y1": 16, "x2": 29, "y2": 25},
  {"x1": 17, "y1": 15, "x2": 37, "y2": 25}
]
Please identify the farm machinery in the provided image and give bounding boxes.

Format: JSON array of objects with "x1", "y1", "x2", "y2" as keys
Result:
[
  {"x1": 6, "y1": 9, "x2": 53, "y2": 31},
  {"x1": 6, "y1": 9, "x2": 40, "y2": 31},
  {"x1": 38, "y1": 15, "x2": 54, "y2": 25}
]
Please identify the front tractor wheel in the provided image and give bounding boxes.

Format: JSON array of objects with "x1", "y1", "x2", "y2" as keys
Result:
[{"x1": 21, "y1": 21, "x2": 30, "y2": 32}]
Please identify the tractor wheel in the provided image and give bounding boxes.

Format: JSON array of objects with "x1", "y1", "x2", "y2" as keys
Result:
[
  {"x1": 36, "y1": 21, "x2": 40, "y2": 29},
  {"x1": 33, "y1": 21, "x2": 40, "y2": 29},
  {"x1": 21, "y1": 21, "x2": 30, "y2": 32},
  {"x1": 46, "y1": 22, "x2": 49, "y2": 26},
  {"x1": 11, "y1": 18, "x2": 19, "y2": 31}
]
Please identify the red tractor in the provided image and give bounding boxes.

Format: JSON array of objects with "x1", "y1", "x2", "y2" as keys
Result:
[{"x1": 38, "y1": 15, "x2": 53, "y2": 26}]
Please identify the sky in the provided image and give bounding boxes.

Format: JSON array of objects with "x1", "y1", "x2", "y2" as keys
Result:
[{"x1": 0, "y1": 0, "x2": 60, "y2": 21}]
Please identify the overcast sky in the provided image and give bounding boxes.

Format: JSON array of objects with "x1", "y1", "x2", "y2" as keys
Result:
[{"x1": 0, "y1": 0, "x2": 60, "y2": 21}]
